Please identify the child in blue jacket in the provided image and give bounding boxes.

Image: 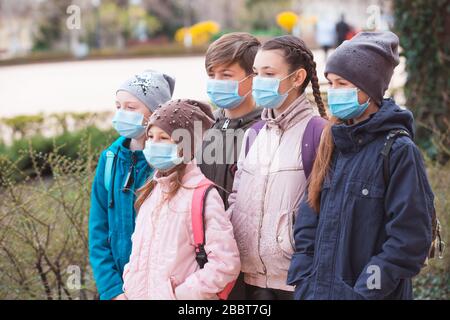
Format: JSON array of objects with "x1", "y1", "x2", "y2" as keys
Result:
[
  {"x1": 89, "y1": 70, "x2": 175, "y2": 300},
  {"x1": 287, "y1": 32, "x2": 435, "y2": 300}
]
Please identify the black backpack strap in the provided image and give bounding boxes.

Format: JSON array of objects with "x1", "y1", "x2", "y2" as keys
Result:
[
  {"x1": 381, "y1": 129, "x2": 411, "y2": 186},
  {"x1": 195, "y1": 185, "x2": 216, "y2": 269}
]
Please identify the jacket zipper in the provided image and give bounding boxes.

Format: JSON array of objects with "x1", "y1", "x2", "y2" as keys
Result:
[
  {"x1": 256, "y1": 128, "x2": 284, "y2": 286},
  {"x1": 221, "y1": 119, "x2": 231, "y2": 130},
  {"x1": 325, "y1": 152, "x2": 341, "y2": 298},
  {"x1": 123, "y1": 152, "x2": 137, "y2": 193},
  {"x1": 131, "y1": 152, "x2": 137, "y2": 174}
]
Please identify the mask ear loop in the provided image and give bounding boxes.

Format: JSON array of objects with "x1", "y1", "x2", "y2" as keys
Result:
[
  {"x1": 238, "y1": 73, "x2": 255, "y2": 98},
  {"x1": 356, "y1": 88, "x2": 371, "y2": 106},
  {"x1": 280, "y1": 69, "x2": 300, "y2": 82},
  {"x1": 145, "y1": 122, "x2": 152, "y2": 140},
  {"x1": 278, "y1": 69, "x2": 302, "y2": 96}
]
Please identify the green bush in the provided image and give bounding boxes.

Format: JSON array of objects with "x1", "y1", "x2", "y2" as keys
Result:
[
  {"x1": 413, "y1": 272, "x2": 449, "y2": 300},
  {"x1": 412, "y1": 158, "x2": 450, "y2": 300},
  {"x1": 0, "y1": 126, "x2": 118, "y2": 182},
  {"x1": 0, "y1": 134, "x2": 104, "y2": 299}
]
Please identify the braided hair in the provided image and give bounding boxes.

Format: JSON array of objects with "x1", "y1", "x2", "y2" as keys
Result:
[{"x1": 262, "y1": 36, "x2": 328, "y2": 119}]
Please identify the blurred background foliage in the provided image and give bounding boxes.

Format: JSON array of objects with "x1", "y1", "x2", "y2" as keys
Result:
[{"x1": 393, "y1": 0, "x2": 450, "y2": 164}]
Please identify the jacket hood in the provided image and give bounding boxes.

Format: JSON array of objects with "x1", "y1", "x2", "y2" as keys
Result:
[{"x1": 332, "y1": 99, "x2": 415, "y2": 153}]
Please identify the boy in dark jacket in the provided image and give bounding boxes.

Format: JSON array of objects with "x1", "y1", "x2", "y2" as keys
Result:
[
  {"x1": 199, "y1": 32, "x2": 262, "y2": 210},
  {"x1": 198, "y1": 32, "x2": 262, "y2": 300}
]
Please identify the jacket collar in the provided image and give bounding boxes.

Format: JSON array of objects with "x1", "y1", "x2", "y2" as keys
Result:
[
  {"x1": 331, "y1": 117, "x2": 374, "y2": 154},
  {"x1": 332, "y1": 99, "x2": 414, "y2": 154},
  {"x1": 153, "y1": 160, "x2": 200, "y2": 193},
  {"x1": 261, "y1": 93, "x2": 314, "y2": 131},
  {"x1": 116, "y1": 138, "x2": 146, "y2": 163},
  {"x1": 213, "y1": 107, "x2": 263, "y2": 130}
]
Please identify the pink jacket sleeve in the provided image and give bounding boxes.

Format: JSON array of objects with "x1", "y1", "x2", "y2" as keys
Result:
[{"x1": 174, "y1": 188, "x2": 241, "y2": 300}]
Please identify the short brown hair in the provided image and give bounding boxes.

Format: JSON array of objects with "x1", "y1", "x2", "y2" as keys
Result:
[{"x1": 205, "y1": 32, "x2": 261, "y2": 75}]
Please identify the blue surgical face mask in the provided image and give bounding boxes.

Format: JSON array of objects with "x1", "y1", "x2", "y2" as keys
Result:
[
  {"x1": 143, "y1": 141, "x2": 183, "y2": 171},
  {"x1": 112, "y1": 109, "x2": 147, "y2": 139},
  {"x1": 327, "y1": 88, "x2": 370, "y2": 120},
  {"x1": 206, "y1": 74, "x2": 251, "y2": 110},
  {"x1": 252, "y1": 70, "x2": 297, "y2": 109}
]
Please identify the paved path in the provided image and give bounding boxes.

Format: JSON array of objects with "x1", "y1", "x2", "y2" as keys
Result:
[{"x1": 0, "y1": 50, "x2": 406, "y2": 118}]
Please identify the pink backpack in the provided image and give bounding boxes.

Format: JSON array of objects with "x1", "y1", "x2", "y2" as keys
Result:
[{"x1": 191, "y1": 178, "x2": 236, "y2": 300}]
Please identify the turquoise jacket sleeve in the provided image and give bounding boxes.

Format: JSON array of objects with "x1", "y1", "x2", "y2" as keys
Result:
[{"x1": 88, "y1": 151, "x2": 124, "y2": 300}]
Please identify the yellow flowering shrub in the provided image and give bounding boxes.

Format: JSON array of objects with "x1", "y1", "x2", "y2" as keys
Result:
[
  {"x1": 175, "y1": 20, "x2": 220, "y2": 46},
  {"x1": 276, "y1": 11, "x2": 299, "y2": 33}
]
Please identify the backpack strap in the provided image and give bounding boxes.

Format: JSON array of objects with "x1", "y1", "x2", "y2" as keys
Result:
[
  {"x1": 245, "y1": 120, "x2": 265, "y2": 157},
  {"x1": 104, "y1": 150, "x2": 116, "y2": 192},
  {"x1": 191, "y1": 178, "x2": 215, "y2": 269},
  {"x1": 191, "y1": 178, "x2": 237, "y2": 300},
  {"x1": 379, "y1": 129, "x2": 445, "y2": 262},
  {"x1": 217, "y1": 280, "x2": 236, "y2": 300},
  {"x1": 380, "y1": 129, "x2": 411, "y2": 186},
  {"x1": 301, "y1": 116, "x2": 327, "y2": 180},
  {"x1": 104, "y1": 137, "x2": 126, "y2": 192}
]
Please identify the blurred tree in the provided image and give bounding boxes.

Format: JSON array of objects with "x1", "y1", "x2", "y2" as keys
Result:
[
  {"x1": 394, "y1": 0, "x2": 450, "y2": 163},
  {"x1": 81, "y1": 0, "x2": 162, "y2": 49},
  {"x1": 141, "y1": 0, "x2": 186, "y2": 38},
  {"x1": 96, "y1": 1, "x2": 128, "y2": 48},
  {"x1": 32, "y1": 0, "x2": 73, "y2": 51},
  {"x1": 0, "y1": 0, "x2": 37, "y2": 54},
  {"x1": 244, "y1": 0, "x2": 291, "y2": 31}
]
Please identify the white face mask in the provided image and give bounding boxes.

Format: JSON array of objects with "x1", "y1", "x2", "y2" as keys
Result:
[
  {"x1": 112, "y1": 109, "x2": 147, "y2": 139},
  {"x1": 327, "y1": 87, "x2": 370, "y2": 120},
  {"x1": 206, "y1": 74, "x2": 252, "y2": 110},
  {"x1": 252, "y1": 70, "x2": 298, "y2": 109},
  {"x1": 143, "y1": 141, "x2": 182, "y2": 171}
]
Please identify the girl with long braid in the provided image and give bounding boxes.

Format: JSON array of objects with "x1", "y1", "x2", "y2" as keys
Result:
[
  {"x1": 227, "y1": 35, "x2": 328, "y2": 300},
  {"x1": 287, "y1": 32, "x2": 434, "y2": 300}
]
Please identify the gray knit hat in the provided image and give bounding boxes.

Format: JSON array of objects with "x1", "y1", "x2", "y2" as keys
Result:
[
  {"x1": 117, "y1": 70, "x2": 176, "y2": 112},
  {"x1": 324, "y1": 31, "x2": 400, "y2": 105}
]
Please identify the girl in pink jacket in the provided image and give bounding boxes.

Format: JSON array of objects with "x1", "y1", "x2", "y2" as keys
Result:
[{"x1": 122, "y1": 99, "x2": 241, "y2": 300}]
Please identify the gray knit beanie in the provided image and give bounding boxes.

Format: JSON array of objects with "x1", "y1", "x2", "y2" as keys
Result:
[
  {"x1": 117, "y1": 70, "x2": 176, "y2": 112},
  {"x1": 324, "y1": 31, "x2": 400, "y2": 105}
]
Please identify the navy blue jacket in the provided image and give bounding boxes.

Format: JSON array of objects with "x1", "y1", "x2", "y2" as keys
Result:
[{"x1": 287, "y1": 99, "x2": 434, "y2": 300}]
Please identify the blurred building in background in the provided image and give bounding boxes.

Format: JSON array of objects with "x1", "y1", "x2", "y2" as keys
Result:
[
  {"x1": 0, "y1": 0, "x2": 394, "y2": 60},
  {"x1": 0, "y1": 0, "x2": 37, "y2": 59}
]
